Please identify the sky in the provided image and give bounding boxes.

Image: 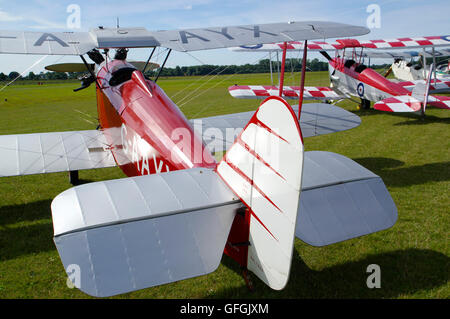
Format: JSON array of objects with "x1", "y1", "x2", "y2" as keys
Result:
[{"x1": 0, "y1": 0, "x2": 449, "y2": 74}]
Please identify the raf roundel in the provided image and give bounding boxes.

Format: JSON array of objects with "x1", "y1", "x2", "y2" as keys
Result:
[{"x1": 357, "y1": 82, "x2": 365, "y2": 97}]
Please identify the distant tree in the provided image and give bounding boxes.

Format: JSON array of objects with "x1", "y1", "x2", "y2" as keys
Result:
[
  {"x1": 8, "y1": 71, "x2": 20, "y2": 80},
  {"x1": 0, "y1": 72, "x2": 7, "y2": 81},
  {"x1": 27, "y1": 72, "x2": 37, "y2": 80}
]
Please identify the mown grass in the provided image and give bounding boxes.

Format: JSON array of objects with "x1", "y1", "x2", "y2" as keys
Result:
[{"x1": 0, "y1": 71, "x2": 448, "y2": 299}]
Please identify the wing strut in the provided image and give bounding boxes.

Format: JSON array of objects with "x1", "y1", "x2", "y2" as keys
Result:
[
  {"x1": 278, "y1": 42, "x2": 288, "y2": 96},
  {"x1": 142, "y1": 47, "x2": 156, "y2": 73},
  {"x1": 298, "y1": 40, "x2": 308, "y2": 121},
  {"x1": 154, "y1": 49, "x2": 172, "y2": 82}
]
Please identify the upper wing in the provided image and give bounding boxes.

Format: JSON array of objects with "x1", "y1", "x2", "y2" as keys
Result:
[
  {"x1": 0, "y1": 130, "x2": 116, "y2": 177},
  {"x1": 228, "y1": 85, "x2": 347, "y2": 100},
  {"x1": 343, "y1": 47, "x2": 450, "y2": 59},
  {"x1": 193, "y1": 102, "x2": 361, "y2": 153},
  {"x1": 357, "y1": 35, "x2": 450, "y2": 49},
  {"x1": 231, "y1": 36, "x2": 450, "y2": 53},
  {"x1": 0, "y1": 21, "x2": 369, "y2": 55},
  {"x1": 0, "y1": 30, "x2": 97, "y2": 55},
  {"x1": 230, "y1": 41, "x2": 344, "y2": 52}
]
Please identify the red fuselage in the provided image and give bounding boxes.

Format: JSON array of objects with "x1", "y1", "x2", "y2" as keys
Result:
[
  {"x1": 95, "y1": 59, "x2": 216, "y2": 177},
  {"x1": 329, "y1": 57, "x2": 411, "y2": 100}
]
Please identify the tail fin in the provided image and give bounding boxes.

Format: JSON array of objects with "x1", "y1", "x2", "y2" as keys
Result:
[{"x1": 216, "y1": 96, "x2": 304, "y2": 290}]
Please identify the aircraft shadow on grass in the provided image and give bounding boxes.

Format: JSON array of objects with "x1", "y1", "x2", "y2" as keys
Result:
[
  {"x1": 218, "y1": 248, "x2": 449, "y2": 299},
  {"x1": 394, "y1": 115, "x2": 450, "y2": 126},
  {"x1": 349, "y1": 108, "x2": 450, "y2": 124},
  {"x1": 0, "y1": 179, "x2": 93, "y2": 261},
  {"x1": 0, "y1": 200, "x2": 54, "y2": 261},
  {"x1": 353, "y1": 157, "x2": 450, "y2": 188}
]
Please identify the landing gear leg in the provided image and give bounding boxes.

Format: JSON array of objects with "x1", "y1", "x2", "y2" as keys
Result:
[
  {"x1": 359, "y1": 98, "x2": 371, "y2": 110},
  {"x1": 242, "y1": 268, "x2": 254, "y2": 291},
  {"x1": 69, "y1": 170, "x2": 79, "y2": 185}
]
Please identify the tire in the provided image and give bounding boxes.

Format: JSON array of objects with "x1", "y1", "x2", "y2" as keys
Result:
[{"x1": 361, "y1": 98, "x2": 371, "y2": 110}]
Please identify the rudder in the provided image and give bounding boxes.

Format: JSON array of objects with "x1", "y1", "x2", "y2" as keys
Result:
[{"x1": 216, "y1": 96, "x2": 304, "y2": 290}]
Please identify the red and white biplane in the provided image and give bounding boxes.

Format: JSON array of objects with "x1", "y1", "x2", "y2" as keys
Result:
[
  {"x1": 0, "y1": 21, "x2": 398, "y2": 297},
  {"x1": 229, "y1": 35, "x2": 450, "y2": 116}
]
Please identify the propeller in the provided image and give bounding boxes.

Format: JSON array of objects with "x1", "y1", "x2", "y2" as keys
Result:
[{"x1": 45, "y1": 63, "x2": 94, "y2": 73}]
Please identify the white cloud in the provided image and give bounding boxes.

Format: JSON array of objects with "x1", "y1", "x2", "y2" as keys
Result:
[{"x1": 0, "y1": 9, "x2": 23, "y2": 22}]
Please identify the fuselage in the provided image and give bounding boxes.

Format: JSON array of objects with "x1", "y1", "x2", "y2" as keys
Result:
[
  {"x1": 95, "y1": 59, "x2": 216, "y2": 177},
  {"x1": 328, "y1": 57, "x2": 411, "y2": 102},
  {"x1": 94, "y1": 58, "x2": 248, "y2": 268}
]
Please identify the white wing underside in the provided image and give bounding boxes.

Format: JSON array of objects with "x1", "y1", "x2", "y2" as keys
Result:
[
  {"x1": 0, "y1": 130, "x2": 115, "y2": 177},
  {"x1": 0, "y1": 22, "x2": 369, "y2": 55}
]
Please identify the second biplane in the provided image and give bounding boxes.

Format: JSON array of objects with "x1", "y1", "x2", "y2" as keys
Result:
[{"x1": 229, "y1": 35, "x2": 450, "y2": 116}]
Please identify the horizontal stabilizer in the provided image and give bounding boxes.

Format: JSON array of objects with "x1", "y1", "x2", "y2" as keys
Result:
[
  {"x1": 52, "y1": 151, "x2": 397, "y2": 296},
  {"x1": 52, "y1": 168, "x2": 240, "y2": 297},
  {"x1": 297, "y1": 151, "x2": 397, "y2": 246},
  {"x1": 0, "y1": 130, "x2": 116, "y2": 177}
]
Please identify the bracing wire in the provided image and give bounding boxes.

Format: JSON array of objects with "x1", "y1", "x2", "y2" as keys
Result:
[{"x1": 176, "y1": 52, "x2": 272, "y2": 118}]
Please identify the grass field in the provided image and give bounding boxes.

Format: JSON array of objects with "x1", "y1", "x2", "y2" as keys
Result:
[{"x1": 0, "y1": 71, "x2": 448, "y2": 299}]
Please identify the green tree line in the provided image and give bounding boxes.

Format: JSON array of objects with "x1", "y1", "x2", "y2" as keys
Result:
[{"x1": 1, "y1": 58, "x2": 392, "y2": 81}]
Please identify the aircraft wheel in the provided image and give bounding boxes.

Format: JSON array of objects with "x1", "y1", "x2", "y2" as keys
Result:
[{"x1": 361, "y1": 99, "x2": 371, "y2": 110}]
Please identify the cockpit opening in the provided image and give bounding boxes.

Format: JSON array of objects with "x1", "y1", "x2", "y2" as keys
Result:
[
  {"x1": 344, "y1": 59, "x2": 356, "y2": 68},
  {"x1": 109, "y1": 67, "x2": 136, "y2": 86}
]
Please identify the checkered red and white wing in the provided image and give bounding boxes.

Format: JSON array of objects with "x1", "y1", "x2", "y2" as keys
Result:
[
  {"x1": 373, "y1": 96, "x2": 422, "y2": 112},
  {"x1": 359, "y1": 36, "x2": 450, "y2": 49},
  {"x1": 228, "y1": 85, "x2": 345, "y2": 100},
  {"x1": 374, "y1": 95, "x2": 450, "y2": 112},
  {"x1": 427, "y1": 95, "x2": 450, "y2": 109}
]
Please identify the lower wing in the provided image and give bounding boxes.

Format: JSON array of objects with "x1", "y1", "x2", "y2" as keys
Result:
[
  {"x1": 193, "y1": 103, "x2": 361, "y2": 153},
  {"x1": 374, "y1": 95, "x2": 450, "y2": 112},
  {"x1": 228, "y1": 85, "x2": 348, "y2": 100},
  {"x1": 0, "y1": 130, "x2": 116, "y2": 177}
]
